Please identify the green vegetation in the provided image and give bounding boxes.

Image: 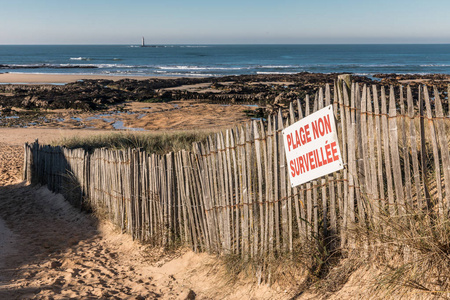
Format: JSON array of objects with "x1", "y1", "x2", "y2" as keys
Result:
[{"x1": 51, "y1": 130, "x2": 214, "y2": 155}]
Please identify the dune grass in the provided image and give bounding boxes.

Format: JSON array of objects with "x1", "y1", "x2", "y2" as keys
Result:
[
  {"x1": 351, "y1": 206, "x2": 450, "y2": 297},
  {"x1": 51, "y1": 130, "x2": 215, "y2": 155}
]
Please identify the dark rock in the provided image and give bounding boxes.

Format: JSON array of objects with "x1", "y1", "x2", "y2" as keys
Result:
[
  {"x1": 186, "y1": 290, "x2": 196, "y2": 300},
  {"x1": 1, "y1": 107, "x2": 12, "y2": 114},
  {"x1": 2, "y1": 73, "x2": 447, "y2": 121},
  {"x1": 50, "y1": 261, "x2": 62, "y2": 269}
]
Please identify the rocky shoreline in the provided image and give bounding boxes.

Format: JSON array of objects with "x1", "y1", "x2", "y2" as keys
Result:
[{"x1": 1, "y1": 73, "x2": 449, "y2": 128}]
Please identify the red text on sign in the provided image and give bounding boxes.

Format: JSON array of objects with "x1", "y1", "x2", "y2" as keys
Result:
[
  {"x1": 289, "y1": 140, "x2": 340, "y2": 178},
  {"x1": 285, "y1": 124, "x2": 312, "y2": 151},
  {"x1": 311, "y1": 114, "x2": 332, "y2": 139}
]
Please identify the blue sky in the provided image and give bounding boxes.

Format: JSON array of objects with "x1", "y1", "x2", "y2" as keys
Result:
[{"x1": 1, "y1": 0, "x2": 449, "y2": 44}]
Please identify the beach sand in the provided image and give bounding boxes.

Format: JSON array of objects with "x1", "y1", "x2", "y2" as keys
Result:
[
  {"x1": 0, "y1": 182, "x2": 286, "y2": 299},
  {"x1": 0, "y1": 74, "x2": 289, "y2": 299}
]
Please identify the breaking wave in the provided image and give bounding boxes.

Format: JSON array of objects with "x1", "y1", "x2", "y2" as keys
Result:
[{"x1": 70, "y1": 57, "x2": 91, "y2": 61}]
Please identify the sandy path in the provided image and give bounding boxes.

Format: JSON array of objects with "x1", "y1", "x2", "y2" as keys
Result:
[
  {"x1": 0, "y1": 217, "x2": 16, "y2": 281},
  {"x1": 0, "y1": 184, "x2": 184, "y2": 299},
  {"x1": 0, "y1": 143, "x2": 23, "y2": 186},
  {"x1": 0, "y1": 139, "x2": 179, "y2": 300},
  {"x1": 0, "y1": 134, "x2": 286, "y2": 299},
  {"x1": 0, "y1": 183, "x2": 286, "y2": 300}
]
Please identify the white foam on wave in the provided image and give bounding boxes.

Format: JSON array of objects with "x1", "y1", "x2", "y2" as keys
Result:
[
  {"x1": 60, "y1": 63, "x2": 134, "y2": 68},
  {"x1": 154, "y1": 72, "x2": 217, "y2": 77},
  {"x1": 256, "y1": 71, "x2": 298, "y2": 75},
  {"x1": 6, "y1": 63, "x2": 55, "y2": 68},
  {"x1": 96, "y1": 63, "x2": 134, "y2": 68},
  {"x1": 4, "y1": 63, "x2": 132, "y2": 69},
  {"x1": 179, "y1": 45, "x2": 210, "y2": 48},
  {"x1": 256, "y1": 65, "x2": 296, "y2": 69},
  {"x1": 157, "y1": 65, "x2": 245, "y2": 71},
  {"x1": 70, "y1": 57, "x2": 91, "y2": 61},
  {"x1": 420, "y1": 64, "x2": 450, "y2": 67},
  {"x1": 342, "y1": 63, "x2": 411, "y2": 68}
]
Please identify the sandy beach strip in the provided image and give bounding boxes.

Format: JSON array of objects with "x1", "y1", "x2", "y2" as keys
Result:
[
  {"x1": 0, "y1": 128, "x2": 118, "y2": 146},
  {"x1": 0, "y1": 73, "x2": 167, "y2": 84}
]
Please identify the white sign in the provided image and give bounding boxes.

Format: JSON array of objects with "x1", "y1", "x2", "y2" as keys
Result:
[{"x1": 282, "y1": 105, "x2": 343, "y2": 187}]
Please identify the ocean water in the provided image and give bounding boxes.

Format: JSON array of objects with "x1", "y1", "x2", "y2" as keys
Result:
[{"x1": 1, "y1": 44, "x2": 450, "y2": 78}]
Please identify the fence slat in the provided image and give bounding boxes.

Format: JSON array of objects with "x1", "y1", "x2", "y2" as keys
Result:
[
  {"x1": 274, "y1": 113, "x2": 282, "y2": 255},
  {"x1": 337, "y1": 80, "x2": 348, "y2": 246},
  {"x1": 245, "y1": 124, "x2": 256, "y2": 257},
  {"x1": 344, "y1": 84, "x2": 356, "y2": 227},
  {"x1": 224, "y1": 131, "x2": 235, "y2": 254},
  {"x1": 279, "y1": 111, "x2": 288, "y2": 253},
  {"x1": 267, "y1": 117, "x2": 274, "y2": 255},
  {"x1": 419, "y1": 86, "x2": 432, "y2": 209},
  {"x1": 381, "y1": 86, "x2": 395, "y2": 215},
  {"x1": 433, "y1": 87, "x2": 450, "y2": 212},
  {"x1": 188, "y1": 151, "x2": 207, "y2": 251},
  {"x1": 297, "y1": 98, "x2": 303, "y2": 120},
  {"x1": 328, "y1": 175, "x2": 337, "y2": 247},
  {"x1": 389, "y1": 86, "x2": 405, "y2": 213},
  {"x1": 360, "y1": 85, "x2": 372, "y2": 217},
  {"x1": 284, "y1": 117, "x2": 293, "y2": 254},
  {"x1": 217, "y1": 133, "x2": 228, "y2": 252},
  {"x1": 183, "y1": 150, "x2": 200, "y2": 250},
  {"x1": 423, "y1": 86, "x2": 444, "y2": 215},
  {"x1": 230, "y1": 129, "x2": 240, "y2": 255},
  {"x1": 372, "y1": 86, "x2": 386, "y2": 215},
  {"x1": 313, "y1": 180, "x2": 319, "y2": 242},
  {"x1": 352, "y1": 84, "x2": 364, "y2": 224},
  {"x1": 366, "y1": 87, "x2": 379, "y2": 220},
  {"x1": 219, "y1": 132, "x2": 232, "y2": 254},
  {"x1": 208, "y1": 138, "x2": 222, "y2": 252},
  {"x1": 400, "y1": 87, "x2": 412, "y2": 207},
  {"x1": 321, "y1": 178, "x2": 328, "y2": 241},
  {"x1": 289, "y1": 105, "x2": 304, "y2": 241},
  {"x1": 254, "y1": 121, "x2": 265, "y2": 257},
  {"x1": 406, "y1": 86, "x2": 423, "y2": 208},
  {"x1": 325, "y1": 83, "x2": 331, "y2": 107}
]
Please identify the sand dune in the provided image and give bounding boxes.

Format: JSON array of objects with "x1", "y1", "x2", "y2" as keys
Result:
[{"x1": 0, "y1": 183, "x2": 288, "y2": 299}]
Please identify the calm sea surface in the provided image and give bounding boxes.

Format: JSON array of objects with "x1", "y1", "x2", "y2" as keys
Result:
[{"x1": 1, "y1": 44, "x2": 450, "y2": 77}]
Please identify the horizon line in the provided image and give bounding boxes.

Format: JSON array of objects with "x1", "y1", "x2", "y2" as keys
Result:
[{"x1": 1, "y1": 42, "x2": 450, "y2": 46}]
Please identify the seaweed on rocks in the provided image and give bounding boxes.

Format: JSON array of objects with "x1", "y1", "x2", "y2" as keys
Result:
[{"x1": 1, "y1": 73, "x2": 448, "y2": 115}]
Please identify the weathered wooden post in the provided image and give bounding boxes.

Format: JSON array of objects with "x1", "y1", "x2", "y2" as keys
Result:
[{"x1": 337, "y1": 74, "x2": 352, "y2": 100}]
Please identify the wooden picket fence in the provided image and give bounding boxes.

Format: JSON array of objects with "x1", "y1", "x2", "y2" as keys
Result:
[{"x1": 23, "y1": 82, "x2": 450, "y2": 259}]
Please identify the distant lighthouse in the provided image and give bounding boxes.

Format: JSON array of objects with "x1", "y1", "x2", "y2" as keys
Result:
[{"x1": 140, "y1": 37, "x2": 158, "y2": 48}]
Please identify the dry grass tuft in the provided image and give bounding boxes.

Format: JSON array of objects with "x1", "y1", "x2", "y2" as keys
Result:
[
  {"x1": 51, "y1": 130, "x2": 215, "y2": 155},
  {"x1": 347, "y1": 206, "x2": 450, "y2": 298}
]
